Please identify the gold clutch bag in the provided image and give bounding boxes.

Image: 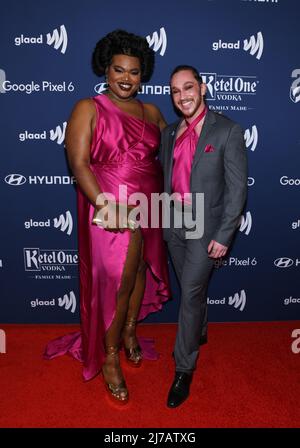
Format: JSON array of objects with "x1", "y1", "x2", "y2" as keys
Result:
[{"x1": 92, "y1": 203, "x2": 137, "y2": 230}]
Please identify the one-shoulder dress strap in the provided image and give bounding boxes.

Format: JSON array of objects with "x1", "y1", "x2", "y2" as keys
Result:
[{"x1": 126, "y1": 99, "x2": 145, "y2": 150}]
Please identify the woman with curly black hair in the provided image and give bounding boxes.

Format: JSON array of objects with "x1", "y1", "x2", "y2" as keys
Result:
[{"x1": 44, "y1": 30, "x2": 170, "y2": 404}]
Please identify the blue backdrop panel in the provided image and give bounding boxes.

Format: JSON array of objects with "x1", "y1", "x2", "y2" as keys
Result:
[{"x1": 1, "y1": 0, "x2": 299, "y2": 324}]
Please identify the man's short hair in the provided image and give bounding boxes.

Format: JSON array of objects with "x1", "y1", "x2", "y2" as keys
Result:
[{"x1": 170, "y1": 65, "x2": 203, "y2": 84}]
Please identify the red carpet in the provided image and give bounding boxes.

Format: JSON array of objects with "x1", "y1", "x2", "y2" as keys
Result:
[{"x1": 0, "y1": 322, "x2": 299, "y2": 428}]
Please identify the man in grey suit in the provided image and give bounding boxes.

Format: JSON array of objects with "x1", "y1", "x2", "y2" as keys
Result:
[{"x1": 159, "y1": 65, "x2": 248, "y2": 408}]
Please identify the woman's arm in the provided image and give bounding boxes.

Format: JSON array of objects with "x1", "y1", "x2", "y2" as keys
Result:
[
  {"x1": 65, "y1": 98, "x2": 103, "y2": 208},
  {"x1": 144, "y1": 103, "x2": 168, "y2": 131}
]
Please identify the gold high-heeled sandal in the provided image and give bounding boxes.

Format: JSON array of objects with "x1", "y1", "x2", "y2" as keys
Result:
[
  {"x1": 102, "y1": 345, "x2": 129, "y2": 404},
  {"x1": 123, "y1": 318, "x2": 143, "y2": 367}
]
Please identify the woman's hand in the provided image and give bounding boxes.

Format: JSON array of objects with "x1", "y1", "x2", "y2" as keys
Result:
[{"x1": 93, "y1": 202, "x2": 137, "y2": 233}]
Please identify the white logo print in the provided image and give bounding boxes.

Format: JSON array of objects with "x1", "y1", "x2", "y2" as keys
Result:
[
  {"x1": 53, "y1": 211, "x2": 73, "y2": 235},
  {"x1": 290, "y1": 69, "x2": 300, "y2": 104},
  {"x1": 239, "y1": 211, "x2": 252, "y2": 235},
  {"x1": 243, "y1": 31, "x2": 264, "y2": 60},
  {"x1": 242, "y1": 0, "x2": 278, "y2": 3},
  {"x1": 4, "y1": 174, "x2": 26, "y2": 185},
  {"x1": 23, "y1": 248, "x2": 78, "y2": 271},
  {"x1": 0, "y1": 69, "x2": 6, "y2": 94},
  {"x1": 94, "y1": 82, "x2": 107, "y2": 94},
  {"x1": 200, "y1": 72, "x2": 258, "y2": 102},
  {"x1": 274, "y1": 258, "x2": 294, "y2": 268},
  {"x1": 46, "y1": 25, "x2": 68, "y2": 54},
  {"x1": 291, "y1": 329, "x2": 300, "y2": 354},
  {"x1": 228, "y1": 289, "x2": 246, "y2": 311},
  {"x1": 146, "y1": 27, "x2": 167, "y2": 56},
  {"x1": 248, "y1": 177, "x2": 255, "y2": 186},
  {"x1": 0, "y1": 329, "x2": 6, "y2": 354},
  {"x1": 58, "y1": 291, "x2": 76, "y2": 313},
  {"x1": 244, "y1": 125, "x2": 258, "y2": 151},
  {"x1": 50, "y1": 122, "x2": 67, "y2": 145}
]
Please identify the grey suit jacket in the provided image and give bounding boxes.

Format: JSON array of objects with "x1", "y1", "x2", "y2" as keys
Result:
[{"x1": 159, "y1": 109, "x2": 248, "y2": 249}]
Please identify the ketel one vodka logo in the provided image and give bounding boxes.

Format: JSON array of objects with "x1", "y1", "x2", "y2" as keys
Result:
[
  {"x1": 200, "y1": 72, "x2": 258, "y2": 102},
  {"x1": 14, "y1": 25, "x2": 68, "y2": 54},
  {"x1": 24, "y1": 248, "x2": 78, "y2": 272}
]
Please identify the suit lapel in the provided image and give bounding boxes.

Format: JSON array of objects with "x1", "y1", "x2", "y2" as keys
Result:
[
  {"x1": 191, "y1": 110, "x2": 216, "y2": 170},
  {"x1": 166, "y1": 120, "x2": 182, "y2": 192}
]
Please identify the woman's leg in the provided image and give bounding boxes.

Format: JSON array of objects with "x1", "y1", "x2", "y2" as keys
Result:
[
  {"x1": 102, "y1": 229, "x2": 143, "y2": 400},
  {"x1": 122, "y1": 240, "x2": 147, "y2": 364}
]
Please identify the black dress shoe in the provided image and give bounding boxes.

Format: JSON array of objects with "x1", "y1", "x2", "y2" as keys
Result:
[{"x1": 167, "y1": 372, "x2": 193, "y2": 408}]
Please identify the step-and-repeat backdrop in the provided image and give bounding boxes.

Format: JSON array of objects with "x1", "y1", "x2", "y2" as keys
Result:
[{"x1": 1, "y1": 0, "x2": 299, "y2": 324}]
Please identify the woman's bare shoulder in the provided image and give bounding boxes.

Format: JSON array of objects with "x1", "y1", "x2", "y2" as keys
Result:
[
  {"x1": 143, "y1": 102, "x2": 167, "y2": 130},
  {"x1": 70, "y1": 98, "x2": 96, "y2": 116}
]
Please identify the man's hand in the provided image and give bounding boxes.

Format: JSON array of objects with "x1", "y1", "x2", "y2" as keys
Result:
[{"x1": 208, "y1": 240, "x2": 228, "y2": 259}]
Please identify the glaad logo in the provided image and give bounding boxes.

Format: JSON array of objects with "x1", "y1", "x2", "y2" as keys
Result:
[
  {"x1": 53, "y1": 211, "x2": 73, "y2": 235},
  {"x1": 146, "y1": 27, "x2": 167, "y2": 56},
  {"x1": 212, "y1": 32, "x2": 263, "y2": 60},
  {"x1": 239, "y1": 211, "x2": 252, "y2": 235},
  {"x1": 228, "y1": 289, "x2": 246, "y2": 311},
  {"x1": 18, "y1": 122, "x2": 67, "y2": 145},
  {"x1": 291, "y1": 329, "x2": 300, "y2": 354},
  {"x1": 14, "y1": 25, "x2": 68, "y2": 54},
  {"x1": 30, "y1": 291, "x2": 77, "y2": 313},
  {"x1": 274, "y1": 257, "x2": 296, "y2": 268},
  {"x1": 290, "y1": 69, "x2": 300, "y2": 104},
  {"x1": 244, "y1": 125, "x2": 258, "y2": 151},
  {"x1": 243, "y1": 32, "x2": 264, "y2": 59},
  {"x1": 292, "y1": 219, "x2": 300, "y2": 230},
  {"x1": 24, "y1": 211, "x2": 73, "y2": 235},
  {"x1": 0, "y1": 329, "x2": 6, "y2": 354},
  {"x1": 46, "y1": 25, "x2": 68, "y2": 54},
  {"x1": 207, "y1": 289, "x2": 246, "y2": 311},
  {"x1": 58, "y1": 291, "x2": 76, "y2": 313},
  {"x1": 284, "y1": 296, "x2": 300, "y2": 306},
  {"x1": 0, "y1": 69, "x2": 6, "y2": 93},
  {"x1": 49, "y1": 122, "x2": 67, "y2": 144}
]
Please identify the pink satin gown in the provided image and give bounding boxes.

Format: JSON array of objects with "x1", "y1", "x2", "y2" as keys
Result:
[{"x1": 44, "y1": 94, "x2": 170, "y2": 381}]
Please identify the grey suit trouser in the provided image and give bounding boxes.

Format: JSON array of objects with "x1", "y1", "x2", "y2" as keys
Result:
[{"x1": 168, "y1": 224, "x2": 214, "y2": 373}]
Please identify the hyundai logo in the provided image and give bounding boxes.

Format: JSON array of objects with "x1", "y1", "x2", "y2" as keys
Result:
[
  {"x1": 274, "y1": 258, "x2": 294, "y2": 268},
  {"x1": 5, "y1": 174, "x2": 26, "y2": 185}
]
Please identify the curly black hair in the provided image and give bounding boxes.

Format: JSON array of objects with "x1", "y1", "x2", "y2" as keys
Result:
[{"x1": 92, "y1": 29, "x2": 155, "y2": 82}]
